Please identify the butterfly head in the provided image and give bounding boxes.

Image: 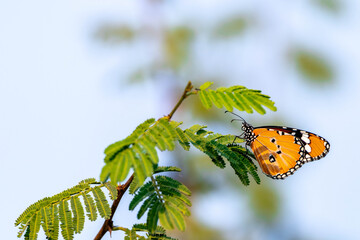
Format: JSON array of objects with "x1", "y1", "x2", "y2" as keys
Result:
[
  {"x1": 241, "y1": 121, "x2": 256, "y2": 145},
  {"x1": 225, "y1": 111, "x2": 256, "y2": 145},
  {"x1": 241, "y1": 121, "x2": 254, "y2": 132}
]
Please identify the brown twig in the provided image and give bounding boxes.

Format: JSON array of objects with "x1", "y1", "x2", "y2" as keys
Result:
[
  {"x1": 94, "y1": 174, "x2": 134, "y2": 240},
  {"x1": 167, "y1": 81, "x2": 193, "y2": 120},
  {"x1": 94, "y1": 81, "x2": 194, "y2": 239}
]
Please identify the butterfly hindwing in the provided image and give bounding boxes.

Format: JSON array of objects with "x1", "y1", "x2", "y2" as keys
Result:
[{"x1": 249, "y1": 126, "x2": 330, "y2": 179}]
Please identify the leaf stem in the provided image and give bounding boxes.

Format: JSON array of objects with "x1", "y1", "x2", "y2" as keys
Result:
[
  {"x1": 112, "y1": 226, "x2": 129, "y2": 232},
  {"x1": 94, "y1": 81, "x2": 194, "y2": 239},
  {"x1": 150, "y1": 176, "x2": 164, "y2": 203},
  {"x1": 167, "y1": 81, "x2": 193, "y2": 120}
]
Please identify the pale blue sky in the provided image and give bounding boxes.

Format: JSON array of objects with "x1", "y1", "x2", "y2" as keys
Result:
[{"x1": 1, "y1": 1, "x2": 360, "y2": 239}]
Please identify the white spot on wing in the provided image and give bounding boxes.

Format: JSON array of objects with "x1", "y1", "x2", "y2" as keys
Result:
[
  {"x1": 301, "y1": 136, "x2": 310, "y2": 144},
  {"x1": 305, "y1": 144, "x2": 312, "y2": 153}
]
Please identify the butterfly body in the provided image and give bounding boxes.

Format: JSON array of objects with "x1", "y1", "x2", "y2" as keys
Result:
[{"x1": 242, "y1": 122, "x2": 330, "y2": 179}]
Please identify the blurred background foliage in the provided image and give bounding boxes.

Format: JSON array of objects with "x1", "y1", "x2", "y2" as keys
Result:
[
  {"x1": 313, "y1": 0, "x2": 342, "y2": 14},
  {"x1": 93, "y1": 0, "x2": 337, "y2": 239}
]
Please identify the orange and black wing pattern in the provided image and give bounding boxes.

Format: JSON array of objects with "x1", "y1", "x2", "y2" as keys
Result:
[{"x1": 249, "y1": 126, "x2": 330, "y2": 179}]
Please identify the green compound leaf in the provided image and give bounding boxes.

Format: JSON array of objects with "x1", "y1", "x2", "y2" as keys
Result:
[
  {"x1": 199, "y1": 81, "x2": 213, "y2": 90},
  {"x1": 49, "y1": 204, "x2": 60, "y2": 240},
  {"x1": 59, "y1": 200, "x2": 74, "y2": 240},
  {"x1": 197, "y1": 82, "x2": 277, "y2": 114},
  {"x1": 104, "y1": 118, "x2": 155, "y2": 163},
  {"x1": 70, "y1": 196, "x2": 85, "y2": 234},
  {"x1": 129, "y1": 173, "x2": 191, "y2": 233},
  {"x1": 104, "y1": 182, "x2": 118, "y2": 200},
  {"x1": 82, "y1": 192, "x2": 97, "y2": 222},
  {"x1": 172, "y1": 124, "x2": 260, "y2": 186},
  {"x1": 29, "y1": 212, "x2": 41, "y2": 240},
  {"x1": 121, "y1": 223, "x2": 177, "y2": 240},
  {"x1": 154, "y1": 166, "x2": 182, "y2": 174},
  {"x1": 15, "y1": 178, "x2": 117, "y2": 239},
  {"x1": 91, "y1": 187, "x2": 111, "y2": 219},
  {"x1": 101, "y1": 118, "x2": 181, "y2": 186}
]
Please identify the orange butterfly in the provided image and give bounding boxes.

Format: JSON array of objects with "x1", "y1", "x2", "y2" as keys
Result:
[{"x1": 227, "y1": 112, "x2": 330, "y2": 179}]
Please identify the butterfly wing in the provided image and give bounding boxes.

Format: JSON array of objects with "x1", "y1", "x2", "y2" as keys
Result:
[{"x1": 250, "y1": 126, "x2": 330, "y2": 179}]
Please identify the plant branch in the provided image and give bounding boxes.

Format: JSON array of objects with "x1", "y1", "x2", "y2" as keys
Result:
[
  {"x1": 94, "y1": 81, "x2": 194, "y2": 239},
  {"x1": 167, "y1": 81, "x2": 193, "y2": 120},
  {"x1": 94, "y1": 174, "x2": 134, "y2": 240}
]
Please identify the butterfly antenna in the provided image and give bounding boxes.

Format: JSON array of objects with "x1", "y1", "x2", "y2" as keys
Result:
[{"x1": 225, "y1": 111, "x2": 247, "y2": 123}]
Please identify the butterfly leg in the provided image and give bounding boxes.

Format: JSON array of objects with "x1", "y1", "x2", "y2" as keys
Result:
[
  {"x1": 245, "y1": 144, "x2": 251, "y2": 154},
  {"x1": 232, "y1": 133, "x2": 244, "y2": 145}
]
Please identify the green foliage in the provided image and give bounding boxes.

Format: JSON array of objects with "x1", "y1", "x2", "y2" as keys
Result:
[
  {"x1": 101, "y1": 118, "x2": 178, "y2": 186},
  {"x1": 129, "y1": 165, "x2": 182, "y2": 195},
  {"x1": 59, "y1": 200, "x2": 74, "y2": 240},
  {"x1": 116, "y1": 224, "x2": 177, "y2": 240},
  {"x1": 173, "y1": 124, "x2": 260, "y2": 185},
  {"x1": 104, "y1": 182, "x2": 118, "y2": 200},
  {"x1": 15, "y1": 179, "x2": 117, "y2": 240},
  {"x1": 17, "y1": 82, "x2": 278, "y2": 239},
  {"x1": 198, "y1": 82, "x2": 277, "y2": 114},
  {"x1": 82, "y1": 192, "x2": 97, "y2": 222},
  {"x1": 29, "y1": 212, "x2": 41, "y2": 240},
  {"x1": 213, "y1": 16, "x2": 248, "y2": 38},
  {"x1": 294, "y1": 50, "x2": 334, "y2": 83},
  {"x1": 129, "y1": 170, "x2": 191, "y2": 233},
  {"x1": 70, "y1": 196, "x2": 85, "y2": 234},
  {"x1": 92, "y1": 186, "x2": 112, "y2": 219}
]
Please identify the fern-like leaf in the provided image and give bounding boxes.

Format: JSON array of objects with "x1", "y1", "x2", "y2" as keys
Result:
[
  {"x1": 137, "y1": 193, "x2": 157, "y2": 219},
  {"x1": 91, "y1": 187, "x2": 111, "y2": 219},
  {"x1": 70, "y1": 196, "x2": 85, "y2": 234},
  {"x1": 40, "y1": 207, "x2": 51, "y2": 238},
  {"x1": 147, "y1": 201, "x2": 162, "y2": 233},
  {"x1": 198, "y1": 82, "x2": 277, "y2": 114},
  {"x1": 129, "y1": 181, "x2": 155, "y2": 211},
  {"x1": 154, "y1": 166, "x2": 182, "y2": 174},
  {"x1": 15, "y1": 178, "x2": 118, "y2": 239},
  {"x1": 49, "y1": 204, "x2": 59, "y2": 240},
  {"x1": 159, "y1": 202, "x2": 186, "y2": 231},
  {"x1": 104, "y1": 182, "x2": 118, "y2": 200},
  {"x1": 172, "y1": 124, "x2": 260, "y2": 186},
  {"x1": 29, "y1": 212, "x2": 41, "y2": 240},
  {"x1": 156, "y1": 176, "x2": 191, "y2": 196},
  {"x1": 129, "y1": 170, "x2": 191, "y2": 233},
  {"x1": 229, "y1": 145, "x2": 261, "y2": 184},
  {"x1": 59, "y1": 200, "x2": 74, "y2": 240},
  {"x1": 82, "y1": 192, "x2": 97, "y2": 221},
  {"x1": 104, "y1": 118, "x2": 156, "y2": 163},
  {"x1": 129, "y1": 175, "x2": 141, "y2": 195},
  {"x1": 119, "y1": 224, "x2": 176, "y2": 240},
  {"x1": 101, "y1": 118, "x2": 180, "y2": 186},
  {"x1": 110, "y1": 152, "x2": 132, "y2": 184},
  {"x1": 211, "y1": 141, "x2": 260, "y2": 185}
]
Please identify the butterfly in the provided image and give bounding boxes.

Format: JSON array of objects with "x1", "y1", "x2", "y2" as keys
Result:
[{"x1": 226, "y1": 111, "x2": 330, "y2": 179}]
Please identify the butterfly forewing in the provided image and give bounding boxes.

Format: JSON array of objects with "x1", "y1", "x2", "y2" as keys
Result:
[{"x1": 249, "y1": 126, "x2": 330, "y2": 179}]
